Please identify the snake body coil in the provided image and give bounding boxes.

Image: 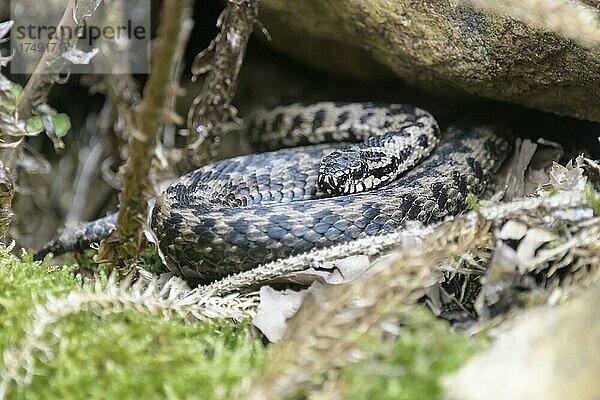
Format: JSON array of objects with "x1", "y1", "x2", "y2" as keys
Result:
[{"x1": 36, "y1": 102, "x2": 509, "y2": 284}]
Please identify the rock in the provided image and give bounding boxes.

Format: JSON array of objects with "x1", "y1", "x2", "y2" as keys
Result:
[
  {"x1": 259, "y1": 0, "x2": 600, "y2": 122},
  {"x1": 445, "y1": 284, "x2": 600, "y2": 400}
]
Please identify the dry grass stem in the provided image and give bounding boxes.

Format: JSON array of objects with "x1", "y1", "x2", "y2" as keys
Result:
[
  {"x1": 185, "y1": 0, "x2": 260, "y2": 169},
  {"x1": 233, "y1": 187, "x2": 597, "y2": 398},
  {"x1": 98, "y1": 0, "x2": 193, "y2": 265},
  {"x1": 0, "y1": 273, "x2": 257, "y2": 398},
  {"x1": 200, "y1": 190, "x2": 590, "y2": 297}
]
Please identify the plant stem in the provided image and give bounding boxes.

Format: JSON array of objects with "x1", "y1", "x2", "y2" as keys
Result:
[
  {"x1": 98, "y1": 0, "x2": 193, "y2": 265},
  {"x1": 16, "y1": 0, "x2": 78, "y2": 119},
  {"x1": 185, "y1": 0, "x2": 260, "y2": 170}
]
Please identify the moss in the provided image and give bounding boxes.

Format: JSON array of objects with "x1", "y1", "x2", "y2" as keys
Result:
[
  {"x1": 585, "y1": 184, "x2": 600, "y2": 216},
  {"x1": 338, "y1": 306, "x2": 483, "y2": 400},
  {"x1": 0, "y1": 247, "x2": 265, "y2": 399},
  {"x1": 12, "y1": 316, "x2": 263, "y2": 400},
  {"x1": 0, "y1": 248, "x2": 81, "y2": 349},
  {"x1": 0, "y1": 247, "x2": 481, "y2": 399},
  {"x1": 548, "y1": 186, "x2": 560, "y2": 196}
]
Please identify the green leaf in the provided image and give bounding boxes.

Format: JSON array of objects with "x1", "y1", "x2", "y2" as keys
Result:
[
  {"x1": 25, "y1": 116, "x2": 44, "y2": 134},
  {"x1": 51, "y1": 113, "x2": 71, "y2": 138},
  {"x1": 466, "y1": 192, "x2": 480, "y2": 211},
  {"x1": 10, "y1": 83, "x2": 23, "y2": 103}
]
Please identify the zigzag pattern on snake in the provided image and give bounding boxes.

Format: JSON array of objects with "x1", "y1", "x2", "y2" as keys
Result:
[{"x1": 35, "y1": 102, "x2": 510, "y2": 284}]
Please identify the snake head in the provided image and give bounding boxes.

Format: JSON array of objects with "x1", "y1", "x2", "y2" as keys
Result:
[{"x1": 318, "y1": 149, "x2": 370, "y2": 195}]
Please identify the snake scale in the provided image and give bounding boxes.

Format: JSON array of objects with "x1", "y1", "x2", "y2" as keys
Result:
[{"x1": 36, "y1": 102, "x2": 510, "y2": 284}]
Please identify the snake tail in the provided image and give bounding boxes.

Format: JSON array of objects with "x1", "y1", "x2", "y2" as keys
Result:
[{"x1": 33, "y1": 214, "x2": 117, "y2": 261}]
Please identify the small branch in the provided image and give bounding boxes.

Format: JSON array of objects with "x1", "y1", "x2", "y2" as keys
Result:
[
  {"x1": 184, "y1": 0, "x2": 260, "y2": 170},
  {"x1": 16, "y1": 0, "x2": 79, "y2": 119},
  {"x1": 98, "y1": 0, "x2": 193, "y2": 266},
  {"x1": 162, "y1": 15, "x2": 194, "y2": 148},
  {"x1": 102, "y1": 0, "x2": 142, "y2": 133},
  {"x1": 0, "y1": 161, "x2": 13, "y2": 239}
]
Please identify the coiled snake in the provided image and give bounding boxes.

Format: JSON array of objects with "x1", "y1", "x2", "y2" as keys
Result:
[{"x1": 36, "y1": 102, "x2": 510, "y2": 284}]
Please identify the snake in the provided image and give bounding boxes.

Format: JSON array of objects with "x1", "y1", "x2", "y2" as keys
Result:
[{"x1": 35, "y1": 102, "x2": 510, "y2": 284}]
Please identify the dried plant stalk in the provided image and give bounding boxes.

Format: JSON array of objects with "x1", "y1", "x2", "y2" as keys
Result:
[
  {"x1": 236, "y1": 189, "x2": 595, "y2": 398},
  {"x1": 185, "y1": 0, "x2": 260, "y2": 170},
  {"x1": 244, "y1": 217, "x2": 490, "y2": 399},
  {"x1": 98, "y1": 0, "x2": 193, "y2": 266},
  {"x1": 15, "y1": 0, "x2": 98, "y2": 118},
  {"x1": 0, "y1": 161, "x2": 13, "y2": 238}
]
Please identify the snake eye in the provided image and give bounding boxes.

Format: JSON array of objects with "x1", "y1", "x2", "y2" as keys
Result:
[
  {"x1": 318, "y1": 150, "x2": 367, "y2": 195},
  {"x1": 352, "y1": 167, "x2": 364, "y2": 180}
]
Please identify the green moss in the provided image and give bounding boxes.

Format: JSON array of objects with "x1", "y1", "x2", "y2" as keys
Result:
[
  {"x1": 138, "y1": 246, "x2": 168, "y2": 275},
  {"x1": 0, "y1": 248, "x2": 81, "y2": 349},
  {"x1": 1, "y1": 247, "x2": 481, "y2": 399},
  {"x1": 338, "y1": 306, "x2": 483, "y2": 400},
  {"x1": 548, "y1": 186, "x2": 560, "y2": 196},
  {"x1": 0, "y1": 247, "x2": 264, "y2": 399},
  {"x1": 585, "y1": 184, "x2": 600, "y2": 216},
  {"x1": 12, "y1": 316, "x2": 263, "y2": 400}
]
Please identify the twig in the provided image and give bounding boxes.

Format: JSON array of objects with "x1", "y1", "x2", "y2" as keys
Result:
[
  {"x1": 16, "y1": 0, "x2": 81, "y2": 118},
  {"x1": 102, "y1": 0, "x2": 142, "y2": 138},
  {"x1": 97, "y1": 0, "x2": 193, "y2": 266},
  {"x1": 0, "y1": 161, "x2": 13, "y2": 239},
  {"x1": 162, "y1": 15, "x2": 194, "y2": 148},
  {"x1": 184, "y1": 0, "x2": 260, "y2": 170}
]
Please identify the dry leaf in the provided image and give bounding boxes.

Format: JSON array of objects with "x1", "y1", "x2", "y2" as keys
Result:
[
  {"x1": 253, "y1": 285, "x2": 309, "y2": 342},
  {"x1": 497, "y1": 220, "x2": 528, "y2": 241},
  {"x1": 516, "y1": 228, "x2": 556, "y2": 271}
]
